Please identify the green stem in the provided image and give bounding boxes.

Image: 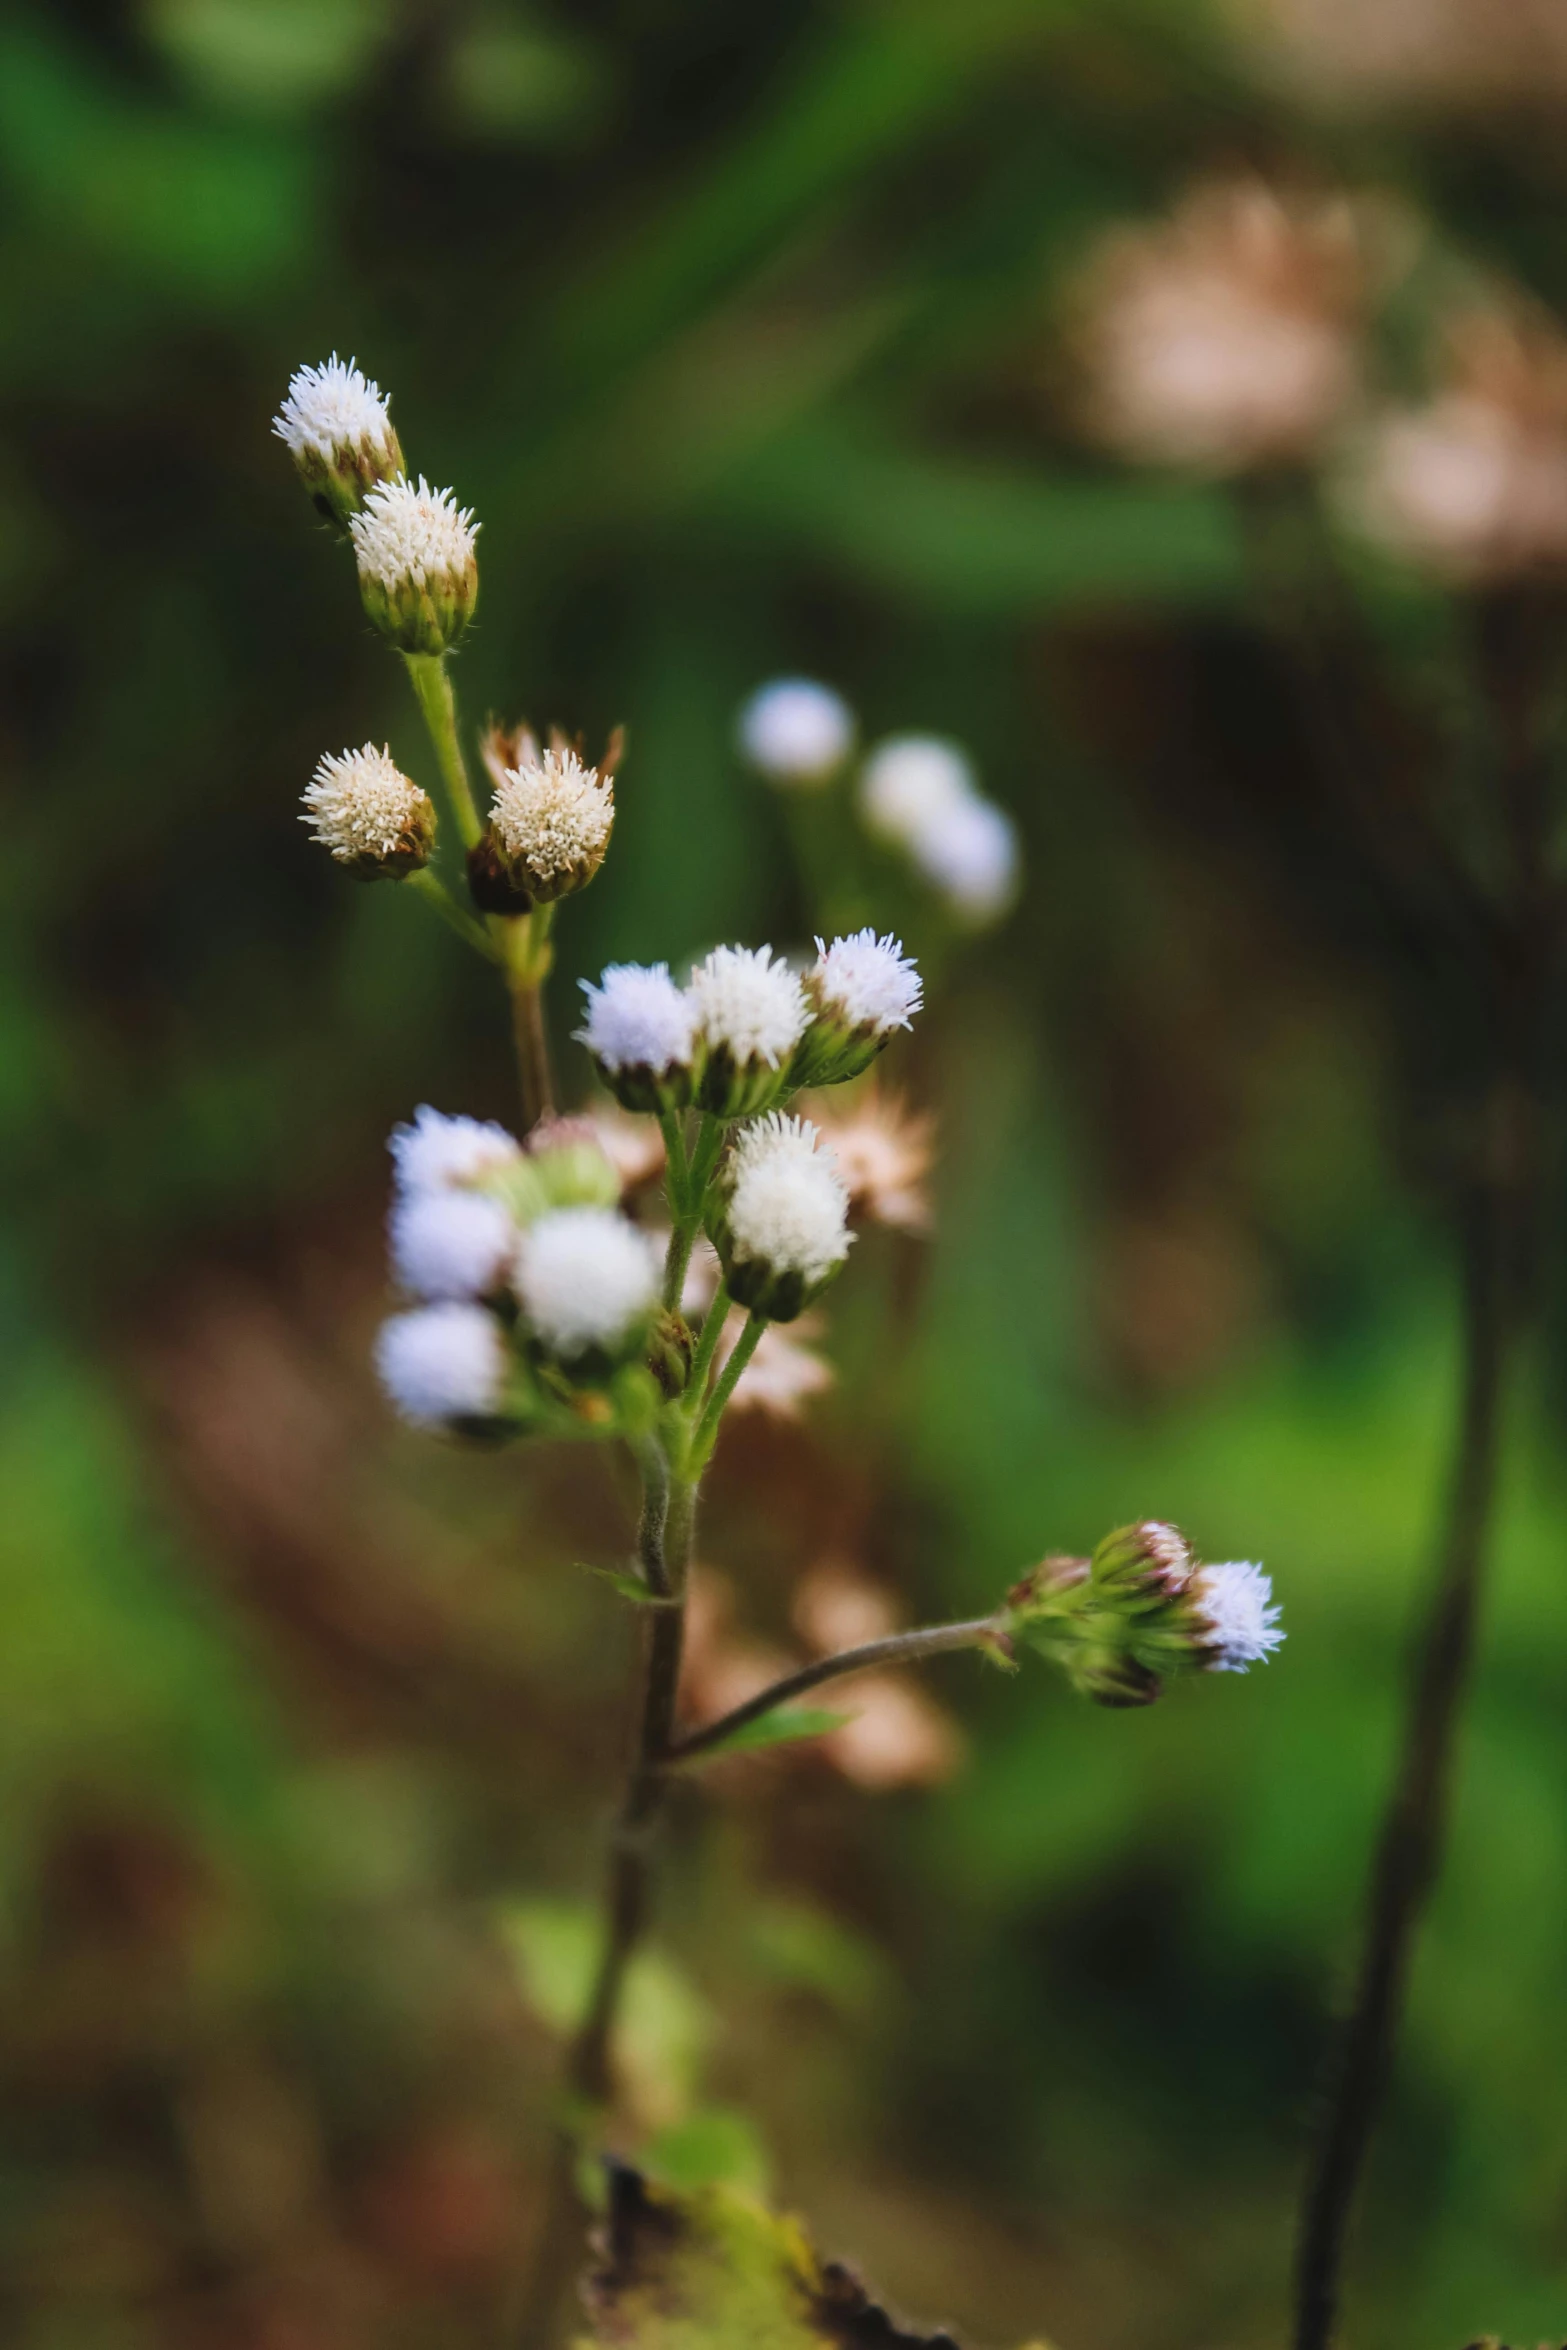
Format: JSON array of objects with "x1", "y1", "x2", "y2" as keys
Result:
[
  {"x1": 681, "y1": 1280, "x2": 731, "y2": 1418},
  {"x1": 663, "y1": 1113, "x2": 725, "y2": 1311},
  {"x1": 505, "y1": 907, "x2": 557, "y2": 1130},
  {"x1": 403, "y1": 650, "x2": 482, "y2": 848},
  {"x1": 404, "y1": 865, "x2": 501, "y2": 961},
  {"x1": 666, "y1": 1615, "x2": 1004, "y2": 1767},
  {"x1": 689, "y1": 1311, "x2": 764, "y2": 1468},
  {"x1": 658, "y1": 1110, "x2": 691, "y2": 1220}
]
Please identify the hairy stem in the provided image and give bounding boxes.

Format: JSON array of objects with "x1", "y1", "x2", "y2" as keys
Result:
[
  {"x1": 662, "y1": 1113, "x2": 724, "y2": 1311},
  {"x1": 516, "y1": 1446, "x2": 696, "y2": 2348},
  {"x1": 403, "y1": 651, "x2": 482, "y2": 849},
  {"x1": 681, "y1": 1280, "x2": 731, "y2": 1417},
  {"x1": 689, "y1": 1310, "x2": 764, "y2": 1468},
  {"x1": 667, "y1": 1616, "x2": 1004, "y2": 1767}
]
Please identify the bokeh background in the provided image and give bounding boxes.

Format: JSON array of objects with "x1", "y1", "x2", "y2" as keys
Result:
[{"x1": 7, "y1": 2, "x2": 1567, "y2": 2345}]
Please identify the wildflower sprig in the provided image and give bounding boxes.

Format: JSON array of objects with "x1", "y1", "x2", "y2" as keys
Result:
[{"x1": 271, "y1": 363, "x2": 1282, "y2": 2346}]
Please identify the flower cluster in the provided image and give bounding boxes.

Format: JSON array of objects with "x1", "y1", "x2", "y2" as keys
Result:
[
  {"x1": 376, "y1": 1108, "x2": 659, "y2": 1430},
  {"x1": 580, "y1": 929, "x2": 921, "y2": 1120},
  {"x1": 738, "y1": 681, "x2": 1020, "y2": 929},
  {"x1": 1003, "y1": 1519, "x2": 1284, "y2": 1701}
]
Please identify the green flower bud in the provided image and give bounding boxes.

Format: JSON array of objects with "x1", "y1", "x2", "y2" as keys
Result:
[
  {"x1": 707, "y1": 1113, "x2": 853, "y2": 1323},
  {"x1": 273, "y1": 356, "x2": 403, "y2": 533},
  {"x1": 300, "y1": 745, "x2": 436, "y2": 880},
  {"x1": 350, "y1": 476, "x2": 479, "y2": 655}
]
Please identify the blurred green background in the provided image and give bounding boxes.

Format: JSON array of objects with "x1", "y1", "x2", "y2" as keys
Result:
[{"x1": 6, "y1": 2, "x2": 1567, "y2": 2345}]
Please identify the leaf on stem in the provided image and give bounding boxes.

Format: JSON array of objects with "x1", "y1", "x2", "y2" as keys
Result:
[
  {"x1": 690, "y1": 1705, "x2": 851, "y2": 1759},
  {"x1": 580, "y1": 2163, "x2": 1058, "y2": 2348},
  {"x1": 578, "y1": 1561, "x2": 681, "y2": 1607}
]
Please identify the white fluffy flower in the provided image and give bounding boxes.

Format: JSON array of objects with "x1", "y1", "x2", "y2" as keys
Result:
[
  {"x1": 390, "y1": 1189, "x2": 515, "y2": 1300},
  {"x1": 375, "y1": 1303, "x2": 507, "y2": 1426},
  {"x1": 273, "y1": 355, "x2": 395, "y2": 463},
  {"x1": 490, "y1": 747, "x2": 613, "y2": 879},
  {"x1": 859, "y1": 734, "x2": 976, "y2": 845},
  {"x1": 738, "y1": 677, "x2": 854, "y2": 784},
  {"x1": 911, "y1": 794, "x2": 1019, "y2": 924},
  {"x1": 301, "y1": 744, "x2": 431, "y2": 864},
  {"x1": 727, "y1": 1114, "x2": 852, "y2": 1284},
  {"x1": 1192, "y1": 1561, "x2": 1284, "y2": 1672},
  {"x1": 812, "y1": 930, "x2": 923, "y2": 1034},
  {"x1": 390, "y1": 1106, "x2": 521, "y2": 1197},
  {"x1": 578, "y1": 963, "x2": 696, "y2": 1074},
  {"x1": 514, "y1": 1206, "x2": 658, "y2": 1359},
  {"x1": 689, "y1": 945, "x2": 808, "y2": 1068},
  {"x1": 350, "y1": 475, "x2": 478, "y2": 592}
]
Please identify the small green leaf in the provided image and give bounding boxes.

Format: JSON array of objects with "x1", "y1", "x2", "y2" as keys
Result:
[
  {"x1": 578, "y1": 1561, "x2": 680, "y2": 1607},
  {"x1": 700, "y1": 1706, "x2": 850, "y2": 1758}
]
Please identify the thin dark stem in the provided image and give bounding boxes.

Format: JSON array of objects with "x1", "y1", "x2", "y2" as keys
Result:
[
  {"x1": 666, "y1": 1616, "x2": 1003, "y2": 1767},
  {"x1": 515, "y1": 1450, "x2": 694, "y2": 2349},
  {"x1": 1292, "y1": 583, "x2": 1555, "y2": 2350},
  {"x1": 1292, "y1": 1124, "x2": 1524, "y2": 2350}
]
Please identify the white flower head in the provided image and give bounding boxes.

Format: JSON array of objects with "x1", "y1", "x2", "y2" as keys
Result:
[
  {"x1": 350, "y1": 474, "x2": 477, "y2": 591},
  {"x1": 689, "y1": 945, "x2": 808, "y2": 1069},
  {"x1": 390, "y1": 1189, "x2": 515, "y2": 1300},
  {"x1": 727, "y1": 1113, "x2": 853, "y2": 1287},
  {"x1": 489, "y1": 746, "x2": 614, "y2": 895},
  {"x1": 301, "y1": 743, "x2": 433, "y2": 872},
  {"x1": 1192, "y1": 1560, "x2": 1284, "y2": 1672},
  {"x1": 514, "y1": 1205, "x2": 659, "y2": 1360},
  {"x1": 578, "y1": 963, "x2": 696, "y2": 1076},
  {"x1": 859, "y1": 734, "x2": 976, "y2": 846},
  {"x1": 738, "y1": 677, "x2": 854, "y2": 785},
  {"x1": 911, "y1": 794, "x2": 1020, "y2": 925},
  {"x1": 811, "y1": 930, "x2": 923, "y2": 1035},
  {"x1": 375, "y1": 1303, "x2": 507, "y2": 1427},
  {"x1": 273, "y1": 355, "x2": 396, "y2": 465},
  {"x1": 390, "y1": 1106, "x2": 521, "y2": 1198}
]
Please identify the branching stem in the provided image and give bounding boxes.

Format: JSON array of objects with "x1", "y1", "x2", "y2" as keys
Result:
[
  {"x1": 404, "y1": 865, "x2": 502, "y2": 960},
  {"x1": 666, "y1": 1615, "x2": 1005, "y2": 1767}
]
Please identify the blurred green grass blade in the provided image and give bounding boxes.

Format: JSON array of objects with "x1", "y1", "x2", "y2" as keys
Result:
[{"x1": 709, "y1": 417, "x2": 1245, "y2": 613}]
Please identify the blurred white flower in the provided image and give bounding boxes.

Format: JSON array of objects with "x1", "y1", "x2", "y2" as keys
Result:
[
  {"x1": 1192, "y1": 1561, "x2": 1285, "y2": 1671},
  {"x1": 514, "y1": 1205, "x2": 658, "y2": 1359},
  {"x1": 738, "y1": 677, "x2": 854, "y2": 785},
  {"x1": 375, "y1": 1303, "x2": 506, "y2": 1426},
  {"x1": 389, "y1": 1106, "x2": 521, "y2": 1197},
  {"x1": 390, "y1": 1188, "x2": 515, "y2": 1300}
]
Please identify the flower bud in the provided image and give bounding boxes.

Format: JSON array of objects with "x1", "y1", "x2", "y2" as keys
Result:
[
  {"x1": 1186, "y1": 1560, "x2": 1285, "y2": 1673},
  {"x1": 470, "y1": 737, "x2": 614, "y2": 912},
  {"x1": 708, "y1": 1113, "x2": 853, "y2": 1322},
  {"x1": 389, "y1": 1106, "x2": 523, "y2": 1198},
  {"x1": 688, "y1": 945, "x2": 809, "y2": 1119},
  {"x1": 1091, "y1": 1519, "x2": 1195, "y2": 1600},
  {"x1": 1072, "y1": 1647, "x2": 1164, "y2": 1709},
  {"x1": 514, "y1": 1205, "x2": 659, "y2": 1373},
  {"x1": 350, "y1": 476, "x2": 479, "y2": 655},
  {"x1": 301, "y1": 744, "x2": 435, "y2": 880},
  {"x1": 647, "y1": 1309, "x2": 696, "y2": 1400},
  {"x1": 577, "y1": 962, "x2": 701, "y2": 1115},
  {"x1": 793, "y1": 930, "x2": 923, "y2": 1086},
  {"x1": 524, "y1": 1116, "x2": 624, "y2": 1212},
  {"x1": 273, "y1": 356, "x2": 403, "y2": 532}
]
